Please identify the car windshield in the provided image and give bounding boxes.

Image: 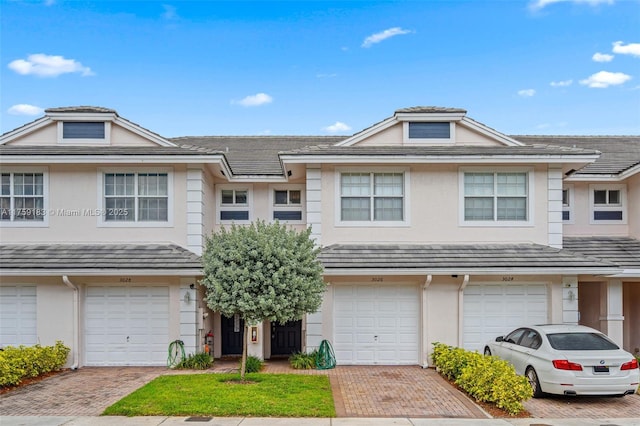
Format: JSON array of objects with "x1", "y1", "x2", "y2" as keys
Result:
[{"x1": 547, "y1": 332, "x2": 619, "y2": 350}]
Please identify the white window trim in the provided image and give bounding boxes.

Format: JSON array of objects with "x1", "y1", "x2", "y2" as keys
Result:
[
  {"x1": 0, "y1": 166, "x2": 49, "y2": 228},
  {"x1": 334, "y1": 167, "x2": 411, "y2": 227},
  {"x1": 269, "y1": 184, "x2": 306, "y2": 224},
  {"x1": 589, "y1": 184, "x2": 627, "y2": 225},
  {"x1": 562, "y1": 184, "x2": 574, "y2": 224},
  {"x1": 58, "y1": 121, "x2": 111, "y2": 145},
  {"x1": 403, "y1": 121, "x2": 455, "y2": 144},
  {"x1": 459, "y1": 167, "x2": 535, "y2": 227},
  {"x1": 216, "y1": 184, "x2": 253, "y2": 224},
  {"x1": 96, "y1": 168, "x2": 173, "y2": 228}
]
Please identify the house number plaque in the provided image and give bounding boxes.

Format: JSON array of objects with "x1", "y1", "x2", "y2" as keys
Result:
[{"x1": 371, "y1": 277, "x2": 384, "y2": 282}]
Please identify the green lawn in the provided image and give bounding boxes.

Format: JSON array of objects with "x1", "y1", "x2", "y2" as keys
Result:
[{"x1": 103, "y1": 373, "x2": 335, "y2": 417}]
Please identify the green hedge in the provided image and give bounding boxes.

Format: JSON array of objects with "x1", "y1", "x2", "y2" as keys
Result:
[
  {"x1": 431, "y1": 342, "x2": 532, "y2": 415},
  {"x1": 0, "y1": 341, "x2": 70, "y2": 387}
]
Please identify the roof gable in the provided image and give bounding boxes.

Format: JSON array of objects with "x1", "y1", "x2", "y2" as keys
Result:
[
  {"x1": 0, "y1": 106, "x2": 176, "y2": 148},
  {"x1": 336, "y1": 106, "x2": 523, "y2": 147}
]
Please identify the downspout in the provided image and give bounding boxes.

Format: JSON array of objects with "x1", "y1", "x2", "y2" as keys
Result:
[
  {"x1": 62, "y1": 275, "x2": 79, "y2": 370},
  {"x1": 457, "y1": 275, "x2": 470, "y2": 348},
  {"x1": 421, "y1": 275, "x2": 432, "y2": 368}
]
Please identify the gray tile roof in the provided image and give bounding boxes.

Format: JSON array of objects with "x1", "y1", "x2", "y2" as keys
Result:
[
  {"x1": 281, "y1": 144, "x2": 600, "y2": 157},
  {"x1": 395, "y1": 106, "x2": 467, "y2": 114},
  {"x1": 0, "y1": 145, "x2": 222, "y2": 156},
  {"x1": 171, "y1": 136, "x2": 345, "y2": 175},
  {"x1": 563, "y1": 237, "x2": 640, "y2": 269},
  {"x1": 45, "y1": 106, "x2": 117, "y2": 114},
  {"x1": 0, "y1": 243, "x2": 202, "y2": 272},
  {"x1": 319, "y1": 243, "x2": 619, "y2": 274},
  {"x1": 512, "y1": 136, "x2": 640, "y2": 175}
]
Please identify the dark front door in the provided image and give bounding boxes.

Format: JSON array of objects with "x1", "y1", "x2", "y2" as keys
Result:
[
  {"x1": 271, "y1": 320, "x2": 302, "y2": 356},
  {"x1": 221, "y1": 314, "x2": 244, "y2": 356}
]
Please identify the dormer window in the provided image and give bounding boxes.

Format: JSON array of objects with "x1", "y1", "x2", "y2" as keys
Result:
[
  {"x1": 58, "y1": 121, "x2": 110, "y2": 144},
  {"x1": 404, "y1": 122, "x2": 454, "y2": 144}
]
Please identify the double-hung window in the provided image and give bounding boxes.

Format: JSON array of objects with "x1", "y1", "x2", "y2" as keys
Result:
[
  {"x1": 339, "y1": 171, "x2": 406, "y2": 223},
  {"x1": 590, "y1": 184, "x2": 626, "y2": 223},
  {"x1": 462, "y1": 169, "x2": 532, "y2": 225},
  {"x1": 0, "y1": 171, "x2": 47, "y2": 224},
  {"x1": 101, "y1": 171, "x2": 170, "y2": 224}
]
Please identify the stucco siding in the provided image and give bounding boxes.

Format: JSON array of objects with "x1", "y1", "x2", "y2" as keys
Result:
[
  {"x1": 628, "y1": 173, "x2": 639, "y2": 239},
  {"x1": 0, "y1": 164, "x2": 189, "y2": 245},
  {"x1": 109, "y1": 124, "x2": 159, "y2": 146},
  {"x1": 563, "y1": 181, "x2": 630, "y2": 237},
  {"x1": 5, "y1": 122, "x2": 57, "y2": 145},
  {"x1": 455, "y1": 124, "x2": 505, "y2": 146},
  {"x1": 320, "y1": 163, "x2": 550, "y2": 245}
]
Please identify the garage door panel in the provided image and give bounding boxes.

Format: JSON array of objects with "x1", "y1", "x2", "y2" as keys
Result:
[
  {"x1": 334, "y1": 284, "x2": 419, "y2": 365},
  {"x1": 1, "y1": 285, "x2": 37, "y2": 347},
  {"x1": 85, "y1": 285, "x2": 169, "y2": 366},
  {"x1": 463, "y1": 283, "x2": 547, "y2": 352}
]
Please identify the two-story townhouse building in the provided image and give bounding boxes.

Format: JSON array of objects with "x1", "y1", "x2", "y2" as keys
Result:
[{"x1": 1, "y1": 106, "x2": 638, "y2": 368}]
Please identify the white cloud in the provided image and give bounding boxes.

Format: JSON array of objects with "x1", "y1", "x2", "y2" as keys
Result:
[
  {"x1": 612, "y1": 41, "x2": 640, "y2": 57},
  {"x1": 592, "y1": 52, "x2": 614, "y2": 62},
  {"x1": 323, "y1": 121, "x2": 352, "y2": 133},
  {"x1": 362, "y1": 27, "x2": 412, "y2": 48},
  {"x1": 233, "y1": 93, "x2": 273, "y2": 107},
  {"x1": 8, "y1": 54, "x2": 94, "y2": 77},
  {"x1": 550, "y1": 79, "x2": 573, "y2": 87},
  {"x1": 7, "y1": 104, "x2": 44, "y2": 116},
  {"x1": 529, "y1": 0, "x2": 614, "y2": 11},
  {"x1": 162, "y1": 4, "x2": 177, "y2": 20},
  {"x1": 517, "y1": 89, "x2": 536, "y2": 97},
  {"x1": 579, "y1": 71, "x2": 631, "y2": 88}
]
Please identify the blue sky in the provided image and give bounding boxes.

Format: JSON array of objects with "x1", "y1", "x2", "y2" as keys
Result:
[{"x1": 1, "y1": 0, "x2": 639, "y2": 137}]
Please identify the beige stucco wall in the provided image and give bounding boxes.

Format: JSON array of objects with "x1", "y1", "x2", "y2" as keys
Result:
[
  {"x1": 108, "y1": 125, "x2": 158, "y2": 146},
  {"x1": 320, "y1": 163, "x2": 550, "y2": 245},
  {"x1": 0, "y1": 276, "x2": 191, "y2": 367},
  {"x1": 563, "y1": 181, "x2": 630, "y2": 236},
  {"x1": 0, "y1": 164, "x2": 189, "y2": 245},
  {"x1": 5, "y1": 123, "x2": 57, "y2": 145},
  {"x1": 353, "y1": 122, "x2": 504, "y2": 147},
  {"x1": 208, "y1": 180, "x2": 308, "y2": 233},
  {"x1": 4, "y1": 121, "x2": 160, "y2": 146},
  {"x1": 319, "y1": 274, "x2": 565, "y2": 365},
  {"x1": 628, "y1": 173, "x2": 640, "y2": 239}
]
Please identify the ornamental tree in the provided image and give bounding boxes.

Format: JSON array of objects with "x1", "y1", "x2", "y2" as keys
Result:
[{"x1": 201, "y1": 220, "x2": 325, "y2": 379}]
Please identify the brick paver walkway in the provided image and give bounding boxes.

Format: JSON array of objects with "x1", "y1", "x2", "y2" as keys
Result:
[
  {"x1": 524, "y1": 393, "x2": 640, "y2": 418},
  {"x1": 1, "y1": 360, "x2": 638, "y2": 419}
]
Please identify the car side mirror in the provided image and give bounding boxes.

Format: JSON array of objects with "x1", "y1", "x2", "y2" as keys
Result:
[{"x1": 495, "y1": 336, "x2": 504, "y2": 342}]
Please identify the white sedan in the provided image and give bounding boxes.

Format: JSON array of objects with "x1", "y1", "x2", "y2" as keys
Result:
[{"x1": 484, "y1": 324, "x2": 639, "y2": 397}]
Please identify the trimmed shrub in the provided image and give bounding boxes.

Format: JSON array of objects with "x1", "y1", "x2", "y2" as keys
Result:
[
  {"x1": 289, "y1": 350, "x2": 318, "y2": 369},
  {"x1": 243, "y1": 355, "x2": 264, "y2": 373},
  {"x1": 0, "y1": 341, "x2": 70, "y2": 388},
  {"x1": 175, "y1": 352, "x2": 213, "y2": 370},
  {"x1": 431, "y1": 342, "x2": 532, "y2": 415}
]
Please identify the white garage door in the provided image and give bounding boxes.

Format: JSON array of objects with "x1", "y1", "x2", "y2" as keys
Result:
[
  {"x1": 463, "y1": 283, "x2": 547, "y2": 352},
  {"x1": 85, "y1": 286, "x2": 169, "y2": 366},
  {"x1": 334, "y1": 284, "x2": 419, "y2": 365},
  {"x1": 0, "y1": 285, "x2": 37, "y2": 347}
]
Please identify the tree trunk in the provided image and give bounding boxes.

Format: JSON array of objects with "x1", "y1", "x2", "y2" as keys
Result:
[{"x1": 240, "y1": 323, "x2": 248, "y2": 380}]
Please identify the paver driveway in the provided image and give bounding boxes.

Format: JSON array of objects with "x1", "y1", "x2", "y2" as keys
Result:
[
  {"x1": 1, "y1": 361, "x2": 638, "y2": 419},
  {"x1": 0, "y1": 362, "x2": 486, "y2": 418},
  {"x1": 523, "y1": 392, "x2": 640, "y2": 419}
]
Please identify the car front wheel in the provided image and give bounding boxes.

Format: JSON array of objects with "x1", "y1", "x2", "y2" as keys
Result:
[
  {"x1": 526, "y1": 367, "x2": 543, "y2": 398},
  {"x1": 484, "y1": 347, "x2": 491, "y2": 356}
]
